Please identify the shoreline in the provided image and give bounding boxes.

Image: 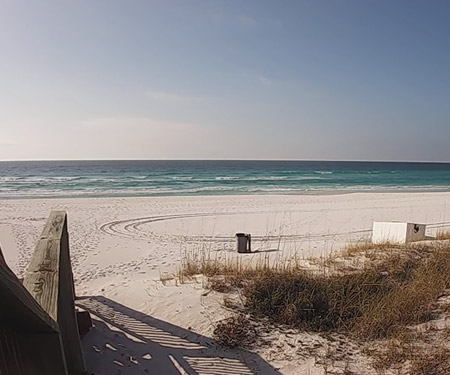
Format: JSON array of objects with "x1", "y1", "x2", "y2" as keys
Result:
[{"x1": 1, "y1": 189, "x2": 450, "y2": 201}]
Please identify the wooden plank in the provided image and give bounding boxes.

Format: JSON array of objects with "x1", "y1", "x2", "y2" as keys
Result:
[
  {"x1": 0, "y1": 247, "x2": 58, "y2": 333},
  {"x1": 18, "y1": 331, "x2": 68, "y2": 375},
  {"x1": 23, "y1": 211, "x2": 85, "y2": 375},
  {"x1": 23, "y1": 238, "x2": 60, "y2": 321},
  {"x1": 57, "y1": 217, "x2": 85, "y2": 375},
  {"x1": 0, "y1": 327, "x2": 17, "y2": 375},
  {"x1": 0, "y1": 214, "x2": 69, "y2": 374},
  {"x1": 23, "y1": 211, "x2": 66, "y2": 320},
  {"x1": 39, "y1": 210, "x2": 66, "y2": 240},
  {"x1": 0, "y1": 327, "x2": 24, "y2": 375}
]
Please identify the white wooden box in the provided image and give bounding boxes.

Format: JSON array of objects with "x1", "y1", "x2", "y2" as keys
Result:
[{"x1": 372, "y1": 222, "x2": 426, "y2": 244}]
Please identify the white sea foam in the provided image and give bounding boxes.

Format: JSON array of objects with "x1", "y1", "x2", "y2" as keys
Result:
[
  {"x1": 171, "y1": 176, "x2": 194, "y2": 180},
  {"x1": 215, "y1": 176, "x2": 240, "y2": 180}
]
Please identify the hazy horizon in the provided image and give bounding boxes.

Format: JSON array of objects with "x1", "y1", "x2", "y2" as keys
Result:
[
  {"x1": 2, "y1": 158, "x2": 450, "y2": 164},
  {"x1": 1, "y1": 1, "x2": 449, "y2": 162}
]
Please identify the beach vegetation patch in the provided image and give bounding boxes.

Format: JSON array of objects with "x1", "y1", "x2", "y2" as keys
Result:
[
  {"x1": 343, "y1": 240, "x2": 402, "y2": 256},
  {"x1": 245, "y1": 244, "x2": 450, "y2": 339},
  {"x1": 409, "y1": 346, "x2": 450, "y2": 375},
  {"x1": 181, "y1": 242, "x2": 450, "y2": 341},
  {"x1": 213, "y1": 314, "x2": 257, "y2": 348},
  {"x1": 436, "y1": 229, "x2": 450, "y2": 240}
]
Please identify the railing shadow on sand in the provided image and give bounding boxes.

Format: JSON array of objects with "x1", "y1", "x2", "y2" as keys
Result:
[{"x1": 77, "y1": 296, "x2": 282, "y2": 375}]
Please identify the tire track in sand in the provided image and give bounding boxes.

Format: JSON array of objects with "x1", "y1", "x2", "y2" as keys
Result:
[{"x1": 99, "y1": 212, "x2": 372, "y2": 244}]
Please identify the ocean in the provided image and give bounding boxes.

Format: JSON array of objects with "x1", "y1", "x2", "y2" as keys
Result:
[{"x1": 0, "y1": 160, "x2": 450, "y2": 199}]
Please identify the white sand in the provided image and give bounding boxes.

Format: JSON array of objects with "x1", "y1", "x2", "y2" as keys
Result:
[{"x1": 2, "y1": 192, "x2": 450, "y2": 374}]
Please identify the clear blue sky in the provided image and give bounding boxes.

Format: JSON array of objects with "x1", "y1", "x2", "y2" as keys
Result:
[{"x1": 1, "y1": 0, "x2": 449, "y2": 161}]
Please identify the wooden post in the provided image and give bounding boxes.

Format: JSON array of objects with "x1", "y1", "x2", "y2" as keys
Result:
[
  {"x1": 23, "y1": 211, "x2": 85, "y2": 375},
  {"x1": 0, "y1": 246, "x2": 59, "y2": 333},
  {"x1": 57, "y1": 216, "x2": 86, "y2": 375},
  {"x1": 0, "y1": 245, "x2": 67, "y2": 375},
  {"x1": 18, "y1": 332, "x2": 68, "y2": 375}
]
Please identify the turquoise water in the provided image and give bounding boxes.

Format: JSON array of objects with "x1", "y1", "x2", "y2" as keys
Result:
[{"x1": 1, "y1": 160, "x2": 450, "y2": 199}]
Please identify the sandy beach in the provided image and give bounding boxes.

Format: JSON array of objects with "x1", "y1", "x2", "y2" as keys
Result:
[
  {"x1": 3, "y1": 1, "x2": 449, "y2": 372},
  {"x1": 2, "y1": 192, "x2": 450, "y2": 374}
]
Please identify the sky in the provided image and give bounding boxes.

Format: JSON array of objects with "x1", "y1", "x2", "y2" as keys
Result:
[{"x1": 1, "y1": 0, "x2": 449, "y2": 161}]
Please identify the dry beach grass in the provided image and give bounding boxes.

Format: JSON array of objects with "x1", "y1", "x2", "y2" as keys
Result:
[{"x1": 178, "y1": 239, "x2": 450, "y2": 373}]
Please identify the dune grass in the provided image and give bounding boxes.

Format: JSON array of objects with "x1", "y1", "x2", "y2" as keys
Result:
[
  {"x1": 213, "y1": 314, "x2": 257, "y2": 347},
  {"x1": 436, "y1": 228, "x2": 450, "y2": 240},
  {"x1": 343, "y1": 240, "x2": 402, "y2": 255},
  {"x1": 180, "y1": 242, "x2": 450, "y2": 341},
  {"x1": 242, "y1": 248, "x2": 449, "y2": 339},
  {"x1": 409, "y1": 346, "x2": 450, "y2": 375}
]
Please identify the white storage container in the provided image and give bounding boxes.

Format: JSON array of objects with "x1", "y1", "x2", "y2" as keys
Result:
[{"x1": 372, "y1": 222, "x2": 426, "y2": 244}]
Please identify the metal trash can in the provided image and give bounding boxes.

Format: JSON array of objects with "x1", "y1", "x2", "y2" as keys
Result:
[{"x1": 236, "y1": 233, "x2": 251, "y2": 253}]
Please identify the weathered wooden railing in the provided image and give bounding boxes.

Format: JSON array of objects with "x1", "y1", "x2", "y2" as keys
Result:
[{"x1": 0, "y1": 211, "x2": 85, "y2": 375}]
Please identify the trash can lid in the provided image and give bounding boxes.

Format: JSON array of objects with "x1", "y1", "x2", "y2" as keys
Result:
[{"x1": 235, "y1": 233, "x2": 246, "y2": 237}]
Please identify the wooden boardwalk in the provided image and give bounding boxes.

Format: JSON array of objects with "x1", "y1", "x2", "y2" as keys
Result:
[{"x1": 0, "y1": 211, "x2": 86, "y2": 375}]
